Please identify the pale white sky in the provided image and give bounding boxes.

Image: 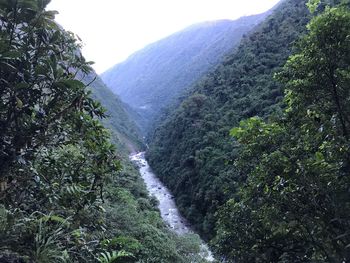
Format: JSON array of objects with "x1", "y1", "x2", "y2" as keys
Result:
[{"x1": 47, "y1": 0, "x2": 280, "y2": 73}]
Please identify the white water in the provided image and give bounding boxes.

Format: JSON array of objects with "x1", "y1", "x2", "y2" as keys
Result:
[{"x1": 130, "y1": 152, "x2": 214, "y2": 262}]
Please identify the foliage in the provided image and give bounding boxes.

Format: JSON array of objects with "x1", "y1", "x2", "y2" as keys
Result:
[
  {"x1": 101, "y1": 174, "x2": 208, "y2": 263},
  {"x1": 0, "y1": 0, "x2": 118, "y2": 260},
  {"x1": 98, "y1": 251, "x2": 133, "y2": 263},
  {"x1": 0, "y1": 0, "x2": 204, "y2": 262},
  {"x1": 307, "y1": 0, "x2": 321, "y2": 13},
  {"x1": 214, "y1": 3, "x2": 350, "y2": 262},
  {"x1": 147, "y1": 0, "x2": 310, "y2": 240}
]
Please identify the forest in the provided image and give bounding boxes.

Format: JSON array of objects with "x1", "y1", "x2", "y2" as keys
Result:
[
  {"x1": 148, "y1": 0, "x2": 310, "y2": 239},
  {"x1": 2, "y1": 0, "x2": 350, "y2": 262},
  {"x1": 148, "y1": 0, "x2": 350, "y2": 261},
  {"x1": 215, "y1": 2, "x2": 350, "y2": 261}
]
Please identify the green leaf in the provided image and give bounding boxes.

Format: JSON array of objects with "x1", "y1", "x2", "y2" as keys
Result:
[
  {"x1": 40, "y1": 215, "x2": 67, "y2": 224},
  {"x1": 230, "y1": 127, "x2": 243, "y2": 138},
  {"x1": 2, "y1": 51, "x2": 22, "y2": 59},
  {"x1": 307, "y1": 0, "x2": 321, "y2": 13},
  {"x1": 55, "y1": 79, "x2": 85, "y2": 89},
  {"x1": 16, "y1": 97, "x2": 23, "y2": 108},
  {"x1": 315, "y1": 151, "x2": 324, "y2": 162}
]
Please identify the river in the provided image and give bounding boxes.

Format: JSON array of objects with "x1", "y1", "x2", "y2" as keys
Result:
[{"x1": 130, "y1": 152, "x2": 214, "y2": 262}]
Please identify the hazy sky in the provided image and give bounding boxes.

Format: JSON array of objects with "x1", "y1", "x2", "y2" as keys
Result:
[{"x1": 47, "y1": 0, "x2": 280, "y2": 73}]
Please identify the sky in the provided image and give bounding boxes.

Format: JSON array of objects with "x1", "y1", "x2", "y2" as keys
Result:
[{"x1": 47, "y1": 0, "x2": 281, "y2": 73}]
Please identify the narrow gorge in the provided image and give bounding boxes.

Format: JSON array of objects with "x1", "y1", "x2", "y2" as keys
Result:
[{"x1": 130, "y1": 152, "x2": 214, "y2": 262}]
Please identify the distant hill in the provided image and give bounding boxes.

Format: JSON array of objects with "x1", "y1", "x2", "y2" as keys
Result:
[
  {"x1": 101, "y1": 13, "x2": 270, "y2": 134},
  {"x1": 79, "y1": 72, "x2": 144, "y2": 153}
]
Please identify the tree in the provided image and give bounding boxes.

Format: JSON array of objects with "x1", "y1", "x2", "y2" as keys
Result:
[
  {"x1": 214, "y1": 3, "x2": 350, "y2": 262},
  {"x1": 0, "y1": 0, "x2": 121, "y2": 261}
]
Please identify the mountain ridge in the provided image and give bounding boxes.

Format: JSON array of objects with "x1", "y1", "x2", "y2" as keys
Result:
[{"x1": 101, "y1": 12, "x2": 271, "y2": 134}]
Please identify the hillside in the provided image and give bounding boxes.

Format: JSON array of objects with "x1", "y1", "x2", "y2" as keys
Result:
[
  {"x1": 213, "y1": 1, "x2": 350, "y2": 261},
  {"x1": 79, "y1": 72, "x2": 144, "y2": 153},
  {"x1": 147, "y1": 0, "x2": 310, "y2": 240},
  {"x1": 101, "y1": 13, "x2": 270, "y2": 133}
]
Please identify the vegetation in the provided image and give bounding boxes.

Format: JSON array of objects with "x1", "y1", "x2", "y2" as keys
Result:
[
  {"x1": 214, "y1": 1, "x2": 350, "y2": 261},
  {"x1": 0, "y1": 1, "x2": 204, "y2": 262},
  {"x1": 102, "y1": 159, "x2": 207, "y2": 263},
  {"x1": 147, "y1": 0, "x2": 310, "y2": 239},
  {"x1": 148, "y1": 0, "x2": 350, "y2": 261},
  {"x1": 80, "y1": 72, "x2": 144, "y2": 153},
  {"x1": 5, "y1": 0, "x2": 349, "y2": 261},
  {"x1": 101, "y1": 14, "x2": 269, "y2": 134}
]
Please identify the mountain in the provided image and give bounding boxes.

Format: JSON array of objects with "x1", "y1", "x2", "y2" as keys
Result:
[
  {"x1": 79, "y1": 72, "x2": 144, "y2": 153},
  {"x1": 147, "y1": 0, "x2": 310, "y2": 240},
  {"x1": 101, "y1": 13, "x2": 270, "y2": 134}
]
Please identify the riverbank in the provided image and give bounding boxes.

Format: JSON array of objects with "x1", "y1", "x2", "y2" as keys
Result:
[{"x1": 130, "y1": 152, "x2": 214, "y2": 262}]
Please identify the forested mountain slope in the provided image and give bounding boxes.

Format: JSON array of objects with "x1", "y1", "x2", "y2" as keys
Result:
[
  {"x1": 147, "y1": 0, "x2": 310, "y2": 239},
  {"x1": 79, "y1": 72, "x2": 144, "y2": 153},
  {"x1": 101, "y1": 13, "x2": 270, "y2": 133},
  {"x1": 214, "y1": 2, "x2": 350, "y2": 261}
]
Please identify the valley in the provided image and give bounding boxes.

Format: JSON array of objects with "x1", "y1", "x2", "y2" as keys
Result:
[
  {"x1": 2, "y1": 0, "x2": 350, "y2": 262},
  {"x1": 130, "y1": 152, "x2": 214, "y2": 262},
  {"x1": 101, "y1": 13, "x2": 270, "y2": 134}
]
